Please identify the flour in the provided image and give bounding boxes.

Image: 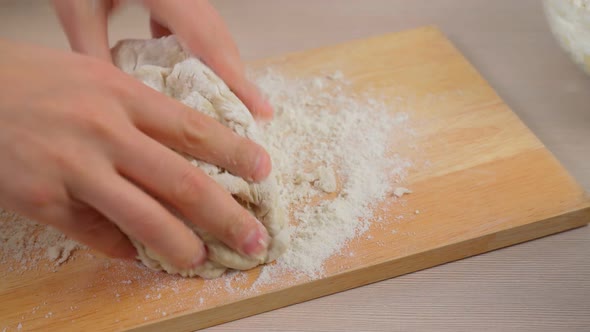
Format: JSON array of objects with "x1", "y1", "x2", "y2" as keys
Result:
[
  {"x1": 544, "y1": 0, "x2": 590, "y2": 74},
  {"x1": 294, "y1": 166, "x2": 338, "y2": 193},
  {"x1": 0, "y1": 210, "x2": 80, "y2": 270},
  {"x1": 393, "y1": 187, "x2": 412, "y2": 198},
  {"x1": 247, "y1": 69, "x2": 413, "y2": 283},
  {"x1": 0, "y1": 64, "x2": 415, "y2": 329},
  {"x1": 0, "y1": 68, "x2": 413, "y2": 284},
  {"x1": 314, "y1": 167, "x2": 338, "y2": 193}
]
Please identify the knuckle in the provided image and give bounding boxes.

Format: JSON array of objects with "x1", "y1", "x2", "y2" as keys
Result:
[
  {"x1": 224, "y1": 210, "x2": 253, "y2": 245},
  {"x1": 67, "y1": 107, "x2": 129, "y2": 148},
  {"x1": 21, "y1": 182, "x2": 64, "y2": 218},
  {"x1": 235, "y1": 139, "x2": 266, "y2": 180},
  {"x1": 172, "y1": 168, "x2": 206, "y2": 205},
  {"x1": 82, "y1": 110, "x2": 117, "y2": 138},
  {"x1": 180, "y1": 111, "x2": 209, "y2": 149},
  {"x1": 84, "y1": 57, "x2": 136, "y2": 100},
  {"x1": 24, "y1": 185, "x2": 54, "y2": 207},
  {"x1": 47, "y1": 145, "x2": 88, "y2": 176}
]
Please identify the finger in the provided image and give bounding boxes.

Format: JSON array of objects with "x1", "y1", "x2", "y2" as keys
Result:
[
  {"x1": 125, "y1": 85, "x2": 271, "y2": 182},
  {"x1": 115, "y1": 131, "x2": 269, "y2": 257},
  {"x1": 53, "y1": 203, "x2": 137, "y2": 259},
  {"x1": 232, "y1": 80, "x2": 274, "y2": 121},
  {"x1": 52, "y1": 0, "x2": 113, "y2": 61},
  {"x1": 143, "y1": 0, "x2": 273, "y2": 119},
  {"x1": 150, "y1": 18, "x2": 171, "y2": 38},
  {"x1": 73, "y1": 168, "x2": 207, "y2": 270},
  {"x1": 0, "y1": 174, "x2": 135, "y2": 260}
]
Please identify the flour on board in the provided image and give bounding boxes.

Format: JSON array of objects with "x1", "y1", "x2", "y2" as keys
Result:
[{"x1": 0, "y1": 68, "x2": 414, "y2": 284}]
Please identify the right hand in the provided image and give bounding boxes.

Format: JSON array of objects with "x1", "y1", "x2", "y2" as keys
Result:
[
  {"x1": 0, "y1": 39, "x2": 271, "y2": 269},
  {"x1": 52, "y1": 0, "x2": 274, "y2": 120}
]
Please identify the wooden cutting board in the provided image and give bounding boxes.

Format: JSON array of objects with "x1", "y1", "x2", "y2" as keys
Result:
[{"x1": 1, "y1": 26, "x2": 589, "y2": 332}]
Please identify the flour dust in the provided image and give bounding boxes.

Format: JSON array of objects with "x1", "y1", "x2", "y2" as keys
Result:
[{"x1": 0, "y1": 68, "x2": 416, "y2": 327}]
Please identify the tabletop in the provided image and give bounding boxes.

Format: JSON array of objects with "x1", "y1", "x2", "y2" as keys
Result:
[{"x1": 1, "y1": 1, "x2": 588, "y2": 331}]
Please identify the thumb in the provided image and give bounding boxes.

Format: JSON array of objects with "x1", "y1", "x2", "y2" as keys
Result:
[{"x1": 143, "y1": 0, "x2": 274, "y2": 119}]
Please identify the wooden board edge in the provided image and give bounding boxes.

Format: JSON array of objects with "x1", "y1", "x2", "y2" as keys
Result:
[{"x1": 128, "y1": 205, "x2": 590, "y2": 332}]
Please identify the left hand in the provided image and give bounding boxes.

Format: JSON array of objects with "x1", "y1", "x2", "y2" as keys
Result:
[{"x1": 52, "y1": 0, "x2": 273, "y2": 120}]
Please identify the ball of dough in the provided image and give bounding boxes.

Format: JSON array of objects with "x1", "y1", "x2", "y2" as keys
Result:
[{"x1": 111, "y1": 36, "x2": 289, "y2": 279}]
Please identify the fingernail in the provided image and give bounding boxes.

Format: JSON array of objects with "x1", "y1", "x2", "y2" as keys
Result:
[
  {"x1": 190, "y1": 245, "x2": 207, "y2": 268},
  {"x1": 253, "y1": 150, "x2": 272, "y2": 181},
  {"x1": 241, "y1": 222, "x2": 269, "y2": 256}
]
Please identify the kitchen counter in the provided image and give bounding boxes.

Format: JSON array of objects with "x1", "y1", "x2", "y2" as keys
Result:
[{"x1": 1, "y1": 1, "x2": 588, "y2": 330}]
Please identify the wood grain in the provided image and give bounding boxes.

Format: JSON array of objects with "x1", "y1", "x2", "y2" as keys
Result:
[{"x1": 1, "y1": 26, "x2": 589, "y2": 331}]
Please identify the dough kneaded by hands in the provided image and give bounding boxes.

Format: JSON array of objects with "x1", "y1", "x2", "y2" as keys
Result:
[{"x1": 111, "y1": 36, "x2": 289, "y2": 279}]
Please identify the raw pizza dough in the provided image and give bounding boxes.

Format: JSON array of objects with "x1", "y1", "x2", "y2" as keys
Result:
[{"x1": 111, "y1": 36, "x2": 289, "y2": 279}]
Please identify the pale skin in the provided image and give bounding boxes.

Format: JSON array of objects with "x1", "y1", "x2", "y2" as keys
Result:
[{"x1": 0, "y1": 0, "x2": 274, "y2": 270}]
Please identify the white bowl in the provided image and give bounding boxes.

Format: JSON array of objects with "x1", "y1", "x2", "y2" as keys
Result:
[{"x1": 544, "y1": 0, "x2": 590, "y2": 75}]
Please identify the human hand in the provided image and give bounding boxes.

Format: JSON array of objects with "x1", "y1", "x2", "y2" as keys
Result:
[
  {"x1": 0, "y1": 39, "x2": 271, "y2": 268},
  {"x1": 52, "y1": 0, "x2": 274, "y2": 119}
]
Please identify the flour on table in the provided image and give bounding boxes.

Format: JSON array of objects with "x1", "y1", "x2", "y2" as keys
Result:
[
  {"x1": 0, "y1": 46, "x2": 415, "y2": 285},
  {"x1": 0, "y1": 210, "x2": 81, "y2": 270},
  {"x1": 294, "y1": 166, "x2": 337, "y2": 193},
  {"x1": 246, "y1": 67, "x2": 414, "y2": 283},
  {"x1": 313, "y1": 166, "x2": 337, "y2": 193},
  {"x1": 393, "y1": 187, "x2": 412, "y2": 198},
  {"x1": 46, "y1": 240, "x2": 78, "y2": 266}
]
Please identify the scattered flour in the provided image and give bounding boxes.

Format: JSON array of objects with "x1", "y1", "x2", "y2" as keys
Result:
[
  {"x1": 393, "y1": 187, "x2": 412, "y2": 198},
  {"x1": 0, "y1": 68, "x2": 412, "y2": 280},
  {"x1": 0, "y1": 69, "x2": 412, "y2": 283},
  {"x1": 0, "y1": 210, "x2": 81, "y2": 270},
  {"x1": 0, "y1": 67, "x2": 415, "y2": 327},
  {"x1": 313, "y1": 166, "x2": 338, "y2": 193},
  {"x1": 294, "y1": 166, "x2": 338, "y2": 193},
  {"x1": 249, "y1": 68, "x2": 413, "y2": 284}
]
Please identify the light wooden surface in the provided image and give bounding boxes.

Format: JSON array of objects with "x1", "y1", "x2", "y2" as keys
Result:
[
  {"x1": 2, "y1": 24, "x2": 589, "y2": 332},
  {"x1": 1, "y1": 1, "x2": 589, "y2": 331}
]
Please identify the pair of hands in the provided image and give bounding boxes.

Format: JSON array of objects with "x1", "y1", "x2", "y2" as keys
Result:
[{"x1": 0, "y1": 0, "x2": 273, "y2": 269}]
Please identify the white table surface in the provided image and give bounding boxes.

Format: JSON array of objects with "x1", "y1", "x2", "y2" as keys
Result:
[{"x1": 1, "y1": 1, "x2": 588, "y2": 331}]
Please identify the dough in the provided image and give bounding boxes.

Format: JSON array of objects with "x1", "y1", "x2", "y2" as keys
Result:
[
  {"x1": 314, "y1": 166, "x2": 337, "y2": 193},
  {"x1": 392, "y1": 187, "x2": 412, "y2": 198},
  {"x1": 111, "y1": 36, "x2": 289, "y2": 279},
  {"x1": 294, "y1": 166, "x2": 337, "y2": 193}
]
